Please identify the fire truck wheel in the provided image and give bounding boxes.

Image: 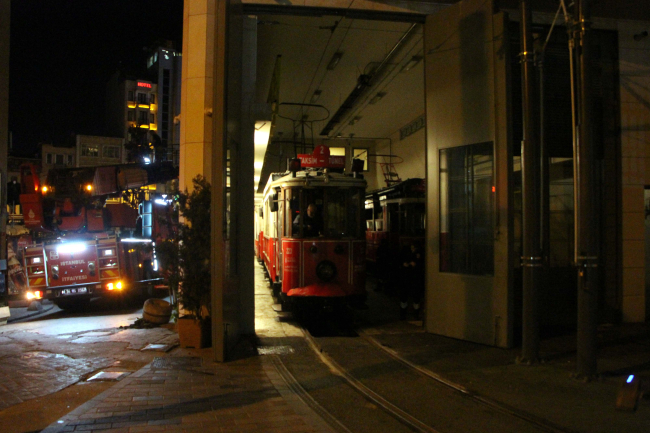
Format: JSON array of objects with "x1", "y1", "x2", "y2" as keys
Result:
[
  {"x1": 54, "y1": 298, "x2": 91, "y2": 311},
  {"x1": 143, "y1": 298, "x2": 172, "y2": 324}
]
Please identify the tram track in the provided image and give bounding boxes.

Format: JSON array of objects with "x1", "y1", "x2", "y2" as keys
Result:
[
  {"x1": 284, "y1": 319, "x2": 579, "y2": 433},
  {"x1": 356, "y1": 329, "x2": 577, "y2": 433}
]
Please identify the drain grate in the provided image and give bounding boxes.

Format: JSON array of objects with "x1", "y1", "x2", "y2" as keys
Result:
[
  {"x1": 151, "y1": 356, "x2": 201, "y2": 369},
  {"x1": 257, "y1": 346, "x2": 294, "y2": 355}
]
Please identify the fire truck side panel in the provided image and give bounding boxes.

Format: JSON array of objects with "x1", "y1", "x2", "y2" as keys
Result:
[
  {"x1": 24, "y1": 246, "x2": 47, "y2": 289},
  {"x1": 97, "y1": 240, "x2": 121, "y2": 282}
]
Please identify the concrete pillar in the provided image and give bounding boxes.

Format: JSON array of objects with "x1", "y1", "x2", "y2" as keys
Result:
[
  {"x1": 182, "y1": 0, "x2": 226, "y2": 360},
  {"x1": 181, "y1": 0, "x2": 217, "y2": 190}
]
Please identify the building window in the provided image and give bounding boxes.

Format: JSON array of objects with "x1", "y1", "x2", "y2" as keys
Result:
[
  {"x1": 103, "y1": 145, "x2": 121, "y2": 159},
  {"x1": 128, "y1": 90, "x2": 134, "y2": 101},
  {"x1": 150, "y1": 113, "x2": 155, "y2": 124},
  {"x1": 127, "y1": 110, "x2": 135, "y2": 121},
  {"x1": 138, "y1": 111, "x2": 148, "y2": 124},
  {"x1": 149, "y1": 94, "x2": 156, "y2": 104},
  {"x1": 137, "y1": 93, "x2": 148, "y2": 104},
  {"x1": 46, "y1": 153, "x2": 52, "y2": 164},
  {"x1": 439, "y1": 142, "x2": 494, "y2": 275},
  {"x1": 67, "y1": 155, "x2": 73, "y2": 166},
  {"x1": 352, "y1": 148, "x2": 369, "y2": 171},
  {"x1": 55, "y1": 154, "x2": 64, "y2": 165},
  {"x1": 82, "y1": 146, "x2": 99, "y2": 157}
]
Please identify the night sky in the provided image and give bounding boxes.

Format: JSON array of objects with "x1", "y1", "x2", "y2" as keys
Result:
[{"x1": 8, "y1": 0, "x2": 184, "y2": 155}]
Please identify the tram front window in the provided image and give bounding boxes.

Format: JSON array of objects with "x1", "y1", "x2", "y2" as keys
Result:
[
  {"x1": 324, "y1": 188, "x2": 362, "y2": 238},
  {"x1": 290, "y1": 188, "x2": 363, "y2": 238}
]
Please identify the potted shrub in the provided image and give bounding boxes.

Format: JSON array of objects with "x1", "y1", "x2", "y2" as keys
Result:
[{"x1": 157, "y1": 175, "x2": 212, "y2": 348}]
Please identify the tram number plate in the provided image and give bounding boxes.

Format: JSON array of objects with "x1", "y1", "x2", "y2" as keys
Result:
[{"x1": 61, "y1": 287, "x2": 87, "y2": 296}]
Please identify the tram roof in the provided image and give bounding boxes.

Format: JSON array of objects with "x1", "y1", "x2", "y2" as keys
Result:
[{"x1": 263, "y1": 170, "x2": 366, "y2": 200}]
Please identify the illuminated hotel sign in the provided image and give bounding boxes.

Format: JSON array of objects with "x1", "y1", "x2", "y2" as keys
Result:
[{"x1": 137, "y1": 82, "x2": 152, "y2": 88}]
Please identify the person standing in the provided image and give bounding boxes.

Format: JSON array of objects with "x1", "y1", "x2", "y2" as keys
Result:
[{"x1": 399, "y1": 243, "x2": 424, "y2": 320}]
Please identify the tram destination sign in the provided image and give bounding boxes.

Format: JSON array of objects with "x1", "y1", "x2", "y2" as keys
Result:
[
  {"x1": 297, "y1": 154, "x2": 345, "y2": 168},
  {"x1": 297, "y1": 145, "x2": 345, "y2": 168}
]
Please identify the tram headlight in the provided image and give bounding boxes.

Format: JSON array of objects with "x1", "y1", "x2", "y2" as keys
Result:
[{"x1": 316, "y1": 260, "x2": 337, "y2": 282}]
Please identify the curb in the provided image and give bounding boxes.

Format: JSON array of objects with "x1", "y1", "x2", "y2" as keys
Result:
[{"x1": 6, "y1": 303, "x2": 56, "y2": 323}]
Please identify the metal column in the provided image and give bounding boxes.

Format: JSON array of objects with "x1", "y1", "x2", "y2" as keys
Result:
[
  {"x1": 572, "y1": 0, "x2": 599, "y2": 380},
  {"x1": 518, "y1": 0, "x2": 542, "y2": 364}
]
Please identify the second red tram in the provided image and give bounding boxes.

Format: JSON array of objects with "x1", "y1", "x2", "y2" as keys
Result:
[
  {"x1": 257, "y1": 152, "x2": 367, "y2": 311},
  {"x1": 365, "y1": 178, "x2": 426, "y2": 272}
]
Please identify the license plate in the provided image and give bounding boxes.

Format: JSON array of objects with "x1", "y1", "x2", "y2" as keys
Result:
[{"x1": 62, "y1": 287, "x2": 88, "y2": 296}]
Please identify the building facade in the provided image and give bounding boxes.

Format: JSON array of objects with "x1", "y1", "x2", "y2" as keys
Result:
[
  {"x1": 176, "y1": 0, "x2": 650, "y2": 360},
  {"x1": 75, "y1": 135, "x2": 125, "y2": 167},
  {"x1": 106, "y1": 45, "x2": 182, "y2": 166},
  {"x1": 146, "y1": 45, "x2": 182, "y2": 164}
]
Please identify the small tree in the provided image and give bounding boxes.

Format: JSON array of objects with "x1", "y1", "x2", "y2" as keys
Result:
[{"x1": 157, "y1": 175, "x2": 211, "y2": 322}]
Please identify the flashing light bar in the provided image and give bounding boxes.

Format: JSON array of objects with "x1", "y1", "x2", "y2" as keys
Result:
[{"x1": 57, "y1": 242, "x2": 87, "y2": 254}]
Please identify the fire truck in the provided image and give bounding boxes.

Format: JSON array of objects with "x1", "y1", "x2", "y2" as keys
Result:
[{"x1": 15, "y1": 162, "x2": 177, "y2": 309}]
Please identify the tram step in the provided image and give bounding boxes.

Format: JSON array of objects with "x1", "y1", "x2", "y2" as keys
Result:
[{"x1": 272, "y1": 303, "x2": 283, "y2": 312}]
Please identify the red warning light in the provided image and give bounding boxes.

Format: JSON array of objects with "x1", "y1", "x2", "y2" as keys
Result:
[{"x1": 492, "y1": 186, "x2": 496, "y2": 193}]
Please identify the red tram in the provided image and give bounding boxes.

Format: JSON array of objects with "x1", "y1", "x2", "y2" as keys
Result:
[
  {"x1": 257, "y1": 147, "x2": 367, "y2": 312},
  {"x1": 365, "y1": 178, "x2": 426, "y2": 273}
]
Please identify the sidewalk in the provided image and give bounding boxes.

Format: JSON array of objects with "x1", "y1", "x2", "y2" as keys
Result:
[
  {"x1": 6, "y1": 299, "x2": 56, "y2": 323},
  {"x1": 41, "y1": 349, "x2": 336, "y2": 433},
  {"x1": 41, "y1": 261, "x2": 333, "y2": 433}
]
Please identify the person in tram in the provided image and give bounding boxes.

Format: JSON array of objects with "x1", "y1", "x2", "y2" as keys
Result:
[
  {"x1": 399, "y1": 242, "x2": 424, "y2": 320},
  {"x1": 375, "y1": 238, "x2": 390, "y2": 292},
  {"x1": 293, "y1": 203, "x2": 323, "y2": 237}
]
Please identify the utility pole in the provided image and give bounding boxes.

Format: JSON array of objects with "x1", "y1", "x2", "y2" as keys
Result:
[
  {"x1": 571, "y1": 0, "x2": 599, "y2": 380},
  {"x1": 518, "y1": 0, "x2": 542, "y2": 365}
]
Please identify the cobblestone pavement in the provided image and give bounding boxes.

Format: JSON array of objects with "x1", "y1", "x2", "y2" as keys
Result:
[{"x1": 0, "y1": 324, "x2": 179, "y2": 411}]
